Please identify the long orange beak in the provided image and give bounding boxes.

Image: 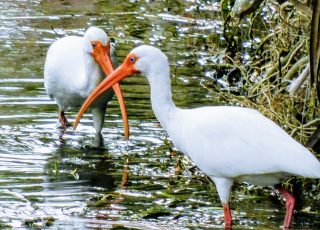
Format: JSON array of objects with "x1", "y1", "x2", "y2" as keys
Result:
[
  {"x1": 74, "y1": 52, "x2": 139, "y2": 139},
  {"x1": 89, "y1": 41, "x2": 129, "y2": 139}
]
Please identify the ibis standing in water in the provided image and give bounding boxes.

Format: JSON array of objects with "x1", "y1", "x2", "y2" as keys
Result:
[
  {"x1": 44, "y1": 26, "x2": 129, "y2": 139},
  {"x1": 73, "y1": 45, "x2": 320, "y2": 228}
]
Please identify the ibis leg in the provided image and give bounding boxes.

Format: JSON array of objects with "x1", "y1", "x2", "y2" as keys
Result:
[
  {"x1": 223, "y1": 203, "x2": 232, "y2": 228},
  {"x1": 92, "y1": 106, "x2": 106, "y2": 134},
  {"x1": 59, "y1": 111, "x2": 68, "y2": 128},
  {"x1": 212, "y1": 177, "x2": 233, "y2": 228},
  {"x1": 275, "y1": 184, "x2": 295, "y2": 229}
]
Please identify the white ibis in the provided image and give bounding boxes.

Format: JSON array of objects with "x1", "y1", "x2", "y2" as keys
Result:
[
  {"x1": 44, "y1": 26, "x2": 129, "y2": 138},
  {"x1": 73, "y1": 45, "x2": 320, "y2": 228}
]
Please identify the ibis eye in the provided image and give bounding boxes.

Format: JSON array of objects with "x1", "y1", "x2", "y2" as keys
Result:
[
  {"x1": 92, "y1": 42, "x2": 96, "y2": 48},
  {"x1": 130, "y1": 57, "x2": 135, "y2": 62}
]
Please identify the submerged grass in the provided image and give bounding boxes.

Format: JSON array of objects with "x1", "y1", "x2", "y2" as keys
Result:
[{"x1": 24, "y1": 216, "x2": 55, "y2": 228}]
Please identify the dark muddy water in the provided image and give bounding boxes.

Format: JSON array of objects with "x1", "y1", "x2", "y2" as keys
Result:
[{"x1": 0, "y1": 0, "x2": 319, "y2": 229}]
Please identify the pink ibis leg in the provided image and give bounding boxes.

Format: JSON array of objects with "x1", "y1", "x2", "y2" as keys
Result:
[
  {"x1": 58, "y1": 111, "x2": 68, "y2": 128},
  {"x1": 223, "y1": 203, "x2": 232, "y2": 228},
  {"x1": 275, "y1": 184, "x2": 296, "y2": 229}
]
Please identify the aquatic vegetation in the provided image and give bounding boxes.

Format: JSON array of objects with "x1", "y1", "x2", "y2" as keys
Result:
[{"x1": 207, "y1": 0, "x2": 318, "y2": 150}]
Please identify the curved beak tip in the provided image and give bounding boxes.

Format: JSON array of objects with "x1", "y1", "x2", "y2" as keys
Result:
[{"x1": 74, "y1": 59, "x2": 134, "y2": 140}]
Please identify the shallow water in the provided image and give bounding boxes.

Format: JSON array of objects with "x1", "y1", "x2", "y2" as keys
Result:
[{"x1": 0, "y1": 0, "x2": 319, "y2": 229}]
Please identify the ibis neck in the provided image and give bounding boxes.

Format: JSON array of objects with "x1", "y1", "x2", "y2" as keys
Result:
[
  {"x1": 148, "y1": 70, "x2": 177, "y2": 130},
  {"x1": 82, "y1": 52, "x2": 103, "y2": 94}
]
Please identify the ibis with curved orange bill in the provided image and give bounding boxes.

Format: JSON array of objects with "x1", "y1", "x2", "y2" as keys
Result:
[
  {"x1": 73, "y1": 45, "x2": 320, "y2": 228},
  {"x1": 44, "y1": 26, "x2": 129, "y2": 138}
]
